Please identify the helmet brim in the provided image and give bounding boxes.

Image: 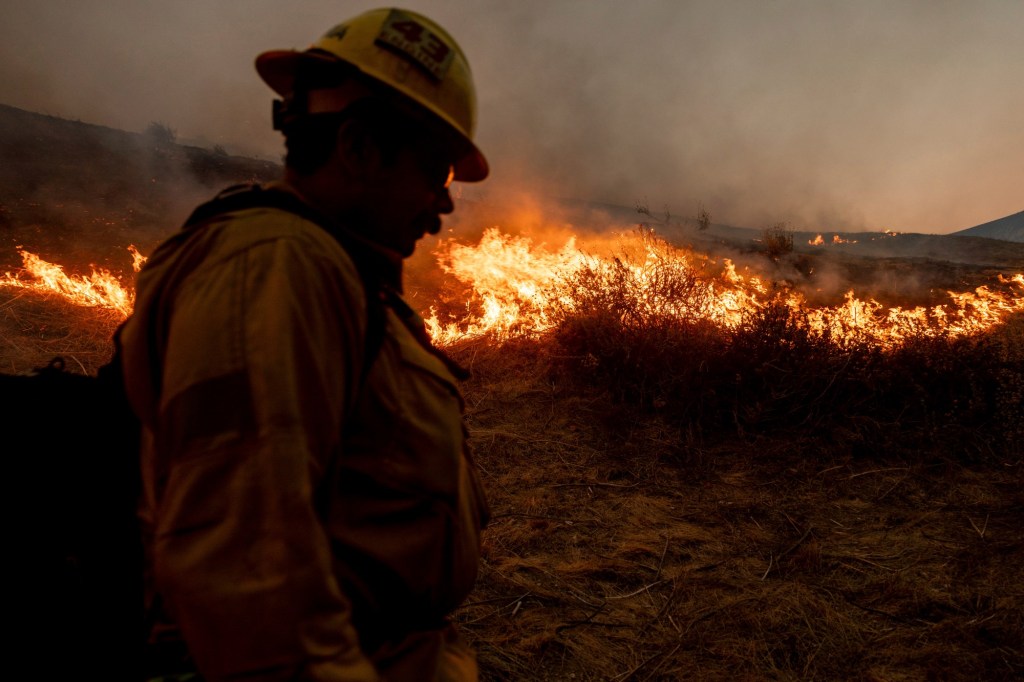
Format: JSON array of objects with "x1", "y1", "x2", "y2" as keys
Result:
[
  {"x1": 450, "y1": 139, "x2": 489, "y2": 183},
  {"x1": 255, "y1": 49, "x2": 307, "y2": 97}
]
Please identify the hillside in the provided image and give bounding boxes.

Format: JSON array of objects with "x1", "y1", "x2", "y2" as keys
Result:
[
  {"x1": 953, "y1": 210, "x2": 1024, "y2": 243},
  {"x1": 0, "y1": 103, "x2": 278, "y2": 269},
  {"x1": 547, "y1": 196, "x2": 1024, "y2": 264},
  {"x1": 656, "y1": 219, "x2": 1024, "y2": 271},
  {"x1": 1, "y1": 105, "x2": 1022, "y2": 680}
]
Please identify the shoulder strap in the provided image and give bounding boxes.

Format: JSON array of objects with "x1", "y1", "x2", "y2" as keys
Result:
[
  {"x1": 184, "y1": 183, "x2": 387, "y2": 384},
  {"x1": 184, "y1": 183, "x2": 337, "y2": 235}
]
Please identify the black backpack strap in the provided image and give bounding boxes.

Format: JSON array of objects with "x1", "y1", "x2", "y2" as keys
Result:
[{"x1": 182, "y1": 183, "x2": 265, "y2": 228}]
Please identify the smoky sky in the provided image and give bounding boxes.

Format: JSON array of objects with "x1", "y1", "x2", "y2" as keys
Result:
[{"x1": 1, "y1": 0, "x2": 1022, "y2": 233}]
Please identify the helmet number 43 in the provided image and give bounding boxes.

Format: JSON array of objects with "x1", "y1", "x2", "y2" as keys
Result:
[{"x1": 376, "y1": 10, "x2": 454, "y2": 81}]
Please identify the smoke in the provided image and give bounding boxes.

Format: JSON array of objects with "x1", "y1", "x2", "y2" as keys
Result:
[
  {"x1": 466, "y1": 1, "x2": 1024, "y2": 233},
  {"x1": 0, "y1": 103, "x2": 279, "y2": 276},
  {"x1": 1, "y1": 1, "x2": 1022, "y2": 233}
]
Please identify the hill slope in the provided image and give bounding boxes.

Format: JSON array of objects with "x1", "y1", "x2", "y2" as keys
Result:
[
  {"x1": 544, "y1": 197, "x2": 1024, "y2": 269},
  {"x1": 953, "y1": 210, "x2": 1024, "y2": 243},
  {"x1": 0, "y1": 103, "x2": 279, "y2": 266}
]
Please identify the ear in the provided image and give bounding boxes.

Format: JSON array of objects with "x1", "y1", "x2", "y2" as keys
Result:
[{"x1": 333, "y1": 118, "x2": 383, "y2": 182}]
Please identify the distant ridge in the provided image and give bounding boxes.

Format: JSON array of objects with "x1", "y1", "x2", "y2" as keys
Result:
[
  {"x1": 952, "y1": 211, "x2": 1024, "y2": 243},
  {"x1": 2, "y1": 101, "x2": 1022, "y2": 267},
  {"x1": 0, "y1": 102, "x2": 280, "y2": 262}
]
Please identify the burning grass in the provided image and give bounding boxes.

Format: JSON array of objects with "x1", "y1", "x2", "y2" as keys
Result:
[
  {"x1": 425, "y1": 227, "x2": 1024, "y2": 348},
  {"x1": 423, "y1": 227, "x2": 1024, "y2": 460},
  {"x1": 1, "y1": 247, "x2": 141, "y2": 318},
  {"x1": 0, "y1": 245, "x2": 140, "y2": 372},
  {"x1": 0, "y1": 288, "x2": 121, "y2": 373},
  {"x1": 1, "y1": 224, "x2": 1022, "y2": 680},
  {"x1": 423, "y1": 228, "x2": 1024, "y2": 679}
]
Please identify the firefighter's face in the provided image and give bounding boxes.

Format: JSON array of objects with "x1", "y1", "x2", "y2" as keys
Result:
[{"x1": 355, "y1": 136, "x2": 455, "y2": 257}]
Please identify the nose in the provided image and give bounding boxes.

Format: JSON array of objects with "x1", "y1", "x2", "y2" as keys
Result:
[{"x1": 436, "y1": 187, "x2": 454, "y2": 215}]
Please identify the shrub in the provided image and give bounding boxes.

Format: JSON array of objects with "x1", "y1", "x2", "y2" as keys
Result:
[
  {"x1": 695, "y1": 202, "x2": 711, "y2": 232},
  {"x1": 762, "y1": 222, "x2": 794, "y2": 260},
  {"x1": 144, "y1": 121, "x2": 176, "y2": 146},
  {"x1": 545, "y1": 232, "x2": 1023, "y2": 460}
]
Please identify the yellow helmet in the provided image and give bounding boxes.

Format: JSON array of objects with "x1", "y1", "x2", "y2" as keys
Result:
[{"x1": 256, "y1": 8, "x2": 488, "y2": 182}]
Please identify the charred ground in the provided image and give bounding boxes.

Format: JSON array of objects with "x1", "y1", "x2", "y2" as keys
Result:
[{"x1": 1, "y1": 105, "x2": 1022, "y2": 680}]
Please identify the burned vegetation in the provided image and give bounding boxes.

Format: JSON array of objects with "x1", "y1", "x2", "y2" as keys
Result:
[
  {"x1": 416, "y1": 216, "x2": 1024, "y2": 680},
  {"x1": 2, "y1": 106, "x2": 1023, "y2": 680}
]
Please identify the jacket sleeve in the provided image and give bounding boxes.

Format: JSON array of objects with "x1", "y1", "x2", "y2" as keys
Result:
[{"x1": 149, "y1": 230, "x2": 380, "y2": 681}]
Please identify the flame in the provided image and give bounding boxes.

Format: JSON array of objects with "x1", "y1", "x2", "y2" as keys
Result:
[
  {"x1": 4, "y1": 233, "x2": 1022, "y2": 353},
  {"x1": 809, "y1": 234, "x2": 857, "y2": 245},
  {"x1": 1, "y1": 247, "x2": 144, "y2": 318},
  {"x1": 128, "y1": 244, "x2": 147, "y2": 273},
  {"x1": 425, "y1": 229, "x2": 592, "y2": 344},
  {"x1": 425, "y1": 228, "x2": 1024, "y2": 350}
]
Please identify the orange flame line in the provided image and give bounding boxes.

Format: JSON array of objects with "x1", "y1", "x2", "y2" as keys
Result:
[{"x1": 1, "y1": 248, "x2": 143, "y2": 318}]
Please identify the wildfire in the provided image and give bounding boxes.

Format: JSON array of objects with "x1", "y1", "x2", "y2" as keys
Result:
[
  {"x1": 801, "y1": 284, "x2": 1024, "y2": 346},
  {"x1": 808, "y1": 234, "x2": 858, "y2": 245},
  {"x1": 4, "y1": 233, "x2": 1023, "y2": 353},
  {"x1": 1, "y1": 246, "x2": 144, "y2": 318},
  {"x1": 424, "y1": 229, "x2": 593, "y2": 344},
  {"x1": 425, "y1": 228, "x2": 1024, "y2": 350}
]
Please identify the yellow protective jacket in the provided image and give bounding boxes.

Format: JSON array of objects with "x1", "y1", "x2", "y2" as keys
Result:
[{"x1": 119, "y1": 185, "x2": 489, "y2": 681}]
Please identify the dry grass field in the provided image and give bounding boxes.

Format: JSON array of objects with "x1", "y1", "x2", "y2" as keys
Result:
[
  {"x1": 2, "y1": 104, "x2": 1022, "y2": 680},
  {"x1": 3, "y1": 291, "x2": 1020, "y2": 681},
  {"x1": 451, "y1": 334, "x2": 1023, "y2": 681}
]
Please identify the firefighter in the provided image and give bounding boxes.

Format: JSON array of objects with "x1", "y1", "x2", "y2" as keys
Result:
[{"x1": 119, "y1": 8, "x2": 489, "y2": 680}]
